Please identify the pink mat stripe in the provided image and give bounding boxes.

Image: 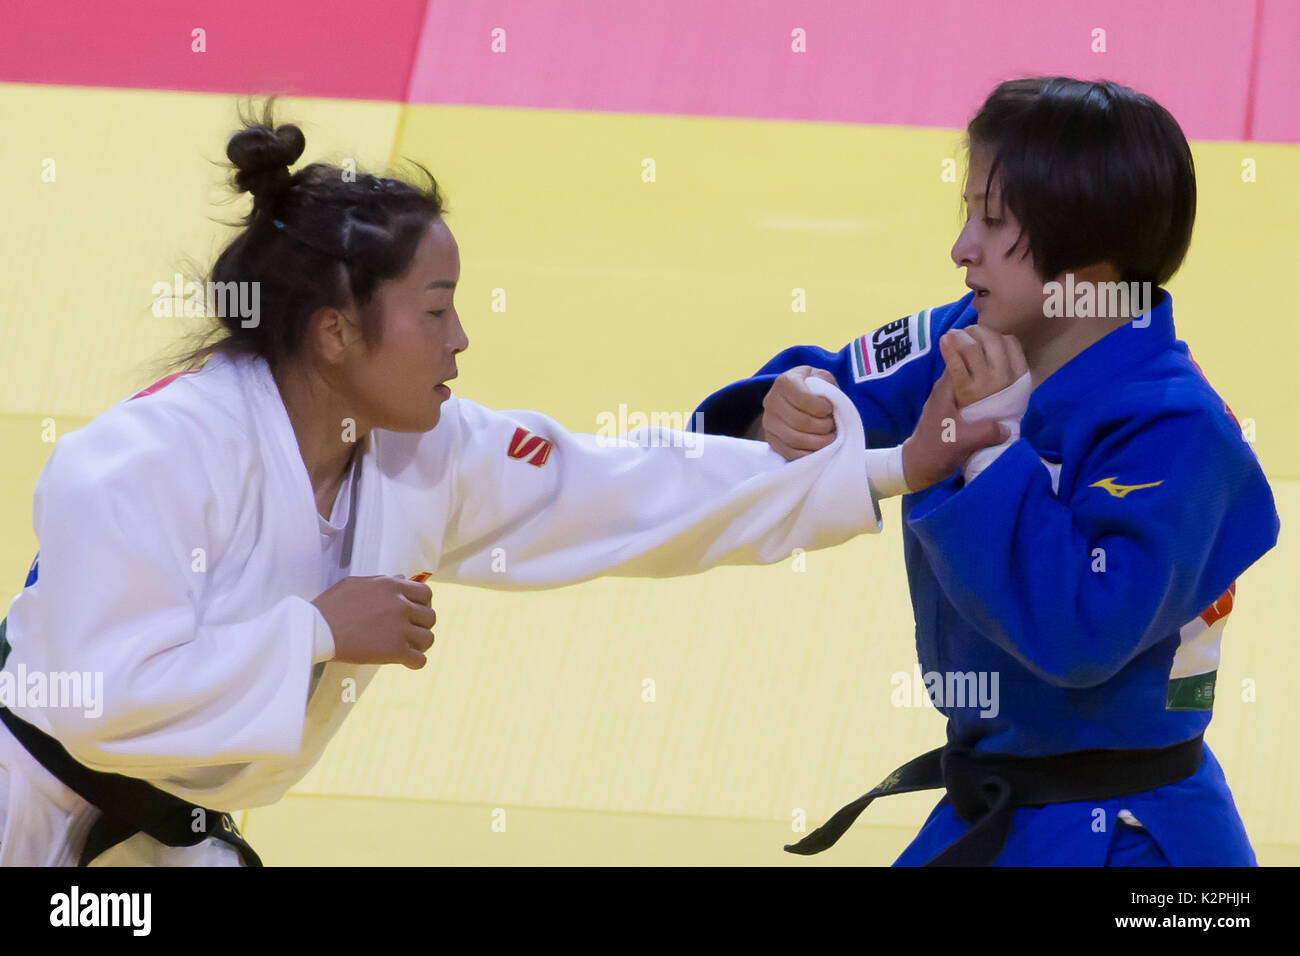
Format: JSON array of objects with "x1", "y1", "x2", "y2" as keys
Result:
[
  {"x1": 1, "y1": 0, "x2": 1295, "y2": 142},
  {"x1": 406, "y1": 0, "x2": 1277, "y2": 140},
  {"x1": 0, "y1": 0, "x2": 428, "y2": 101},
  {"x1": 1252, "y1": 0, "x2": 1300, "y2": 142}
]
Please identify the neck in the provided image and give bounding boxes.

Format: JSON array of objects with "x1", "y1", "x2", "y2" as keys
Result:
[
  {"x1": 1020, "y1": 315, "x2": 1129, "y2": 385},
  {"x1": 1024, "y1": 321, "x2": 1129, "y2": 384},
  {"x1": 1021, "y1": 275, "x2": 1158, "y2": 386},
  {"x1": 272, "y1": 359, "x2": 368, "y2": 493}
]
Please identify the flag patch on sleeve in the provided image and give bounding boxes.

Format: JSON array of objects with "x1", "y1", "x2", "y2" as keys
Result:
[{"x1": 851, "y1": 309, "x2": 932, "y2": 382}]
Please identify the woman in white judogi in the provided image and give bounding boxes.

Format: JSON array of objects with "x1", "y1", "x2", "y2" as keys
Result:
[{"x1": 0, "y1": 112, "x2": 927, "y2": 866}]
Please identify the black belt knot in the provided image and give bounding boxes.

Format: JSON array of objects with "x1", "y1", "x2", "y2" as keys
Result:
[{"x1": 941, "y1": 746, "x2": 1012, "y2": 825}]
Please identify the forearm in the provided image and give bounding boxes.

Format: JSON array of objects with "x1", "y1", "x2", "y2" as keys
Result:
[{"x1": 441, "y1": 383, "x2": 880, "y2": 587}]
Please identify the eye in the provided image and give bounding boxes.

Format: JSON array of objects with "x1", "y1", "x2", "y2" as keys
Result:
[
  {"x1": 982, "y1": 217, "x2": 1002, "y2": 227},
  {"x1": 427, "y1": 310, "x2": 447, "y2": 318}
]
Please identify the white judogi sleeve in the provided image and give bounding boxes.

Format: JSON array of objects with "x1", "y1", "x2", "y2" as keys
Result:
[
  {"x1": 15, "y1": 408, "x2": 323, "y2": 773},
  {"x1": 437, "y1": 378, "x2": 880, "y2": 587}
]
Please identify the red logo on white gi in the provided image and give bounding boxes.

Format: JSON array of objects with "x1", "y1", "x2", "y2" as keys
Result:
[
  {"x1": 507, "y1": 427, "x2": 553, "y2": 467},
  {"x1": 128, "y1": 369, "x2": 198, "y2": 401}
]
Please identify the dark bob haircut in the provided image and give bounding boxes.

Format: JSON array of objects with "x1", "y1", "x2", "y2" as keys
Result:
[
  {"x1": 169, "y1": 99, "x2": 445, "y2": 373},
  {"x1": 967, "y1": 77, "x2": 1196, "y2": 286}
]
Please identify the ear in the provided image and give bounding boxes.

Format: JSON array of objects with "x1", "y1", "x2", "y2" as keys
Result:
[{"x1": 310, "y1": 304, "x2": 362, "y2": 365}]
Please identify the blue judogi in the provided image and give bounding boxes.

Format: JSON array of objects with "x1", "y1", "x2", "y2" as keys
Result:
[{"x1": 694, "y1": 289, "x2": 1279, "y2": 865}]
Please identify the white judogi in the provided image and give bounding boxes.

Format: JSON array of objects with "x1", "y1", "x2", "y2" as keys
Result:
[{"x1": 0, "y1": 350, "x2": 877, "y2": 865}]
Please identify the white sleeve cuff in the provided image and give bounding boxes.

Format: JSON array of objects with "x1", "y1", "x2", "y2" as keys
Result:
[
  {"x1": 311, "y1": 611, "x2": 336, "y2": 664},
  {"x1": 959, "y1": 371, "x2": 1032, "y2": 423},
  {"x1": 864, "y1": 444, "x2": 912, "y2": 499},
  {"x1": 960, "y1": 427, "x2": 1018, "y2": 484},
  {"x1": 958, "y1": 371, "x2": 1032, "y2": 485}
]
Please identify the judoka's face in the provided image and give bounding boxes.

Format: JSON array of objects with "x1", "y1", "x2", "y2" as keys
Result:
[
  {"x1": 951, "y1": 147, "x2": 1051, "y2": 341},
  {"x1": 353, "y1": 217, "x2": 467, "y2": 432}
]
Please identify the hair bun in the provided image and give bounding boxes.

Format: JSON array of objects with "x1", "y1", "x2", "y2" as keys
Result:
[{"x1": 227, "y1": 123, "x2": 306, "y2": 209}]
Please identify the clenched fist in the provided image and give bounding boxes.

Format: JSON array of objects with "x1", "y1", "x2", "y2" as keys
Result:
[
  {"x1": 754, "y1": 365, "x2": 839, "y2": 460},
  {"x1": 312, "y1": 574, "x2": 437, "y2": 670}
]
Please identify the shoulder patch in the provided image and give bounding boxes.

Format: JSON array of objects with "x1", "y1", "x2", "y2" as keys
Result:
[
  {"x1": 850, "y1": 309, "x2": 932, "y2": 382},
  {"x1": 507, "y1": 427, "x2": 553, "y2": 467}
]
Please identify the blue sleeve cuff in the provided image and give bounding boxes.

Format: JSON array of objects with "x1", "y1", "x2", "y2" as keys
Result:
[
  {"x1": 692, "y1": 376, "x2": 777, "y2": 436},
  {"x1": 907, "y1": 437, "x2": 1043, "y2": 530}
]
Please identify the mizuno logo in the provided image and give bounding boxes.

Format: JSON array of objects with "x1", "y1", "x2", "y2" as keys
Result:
[
  {"x1": 507, "y1": 427, "x2": 553, "y2": 467},
  {"x1": 1090, "y1": 476, "x2": 1164, "y2": 498}
]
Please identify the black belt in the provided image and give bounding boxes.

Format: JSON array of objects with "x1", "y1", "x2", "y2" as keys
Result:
[
  {"x1": 785, "y1": 733, "x2": 1205, "y2": 865},
  {"x1": 0, "y1": 706, "x2": 262, "y2": 867}
]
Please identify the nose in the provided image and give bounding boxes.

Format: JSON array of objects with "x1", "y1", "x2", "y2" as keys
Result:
[
  {"x1": 449, "y1": 310, "x2": 469, "y2": 354},
  {"x1": 951, "y1": 219, "x2": 981, "y2": 269}
]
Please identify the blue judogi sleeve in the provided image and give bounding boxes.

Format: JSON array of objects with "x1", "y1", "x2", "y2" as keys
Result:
[
  {"x1": 693, "y1": 296, "x2": 976, "y2": 448},
  {"x1": 906, "y1": 396, "x2": 1279, "y2": 689}
]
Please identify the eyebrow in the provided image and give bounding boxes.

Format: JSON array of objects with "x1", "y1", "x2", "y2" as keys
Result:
[{"x1": 425, "y1": 280, "x2": 456, "y2": 290}]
